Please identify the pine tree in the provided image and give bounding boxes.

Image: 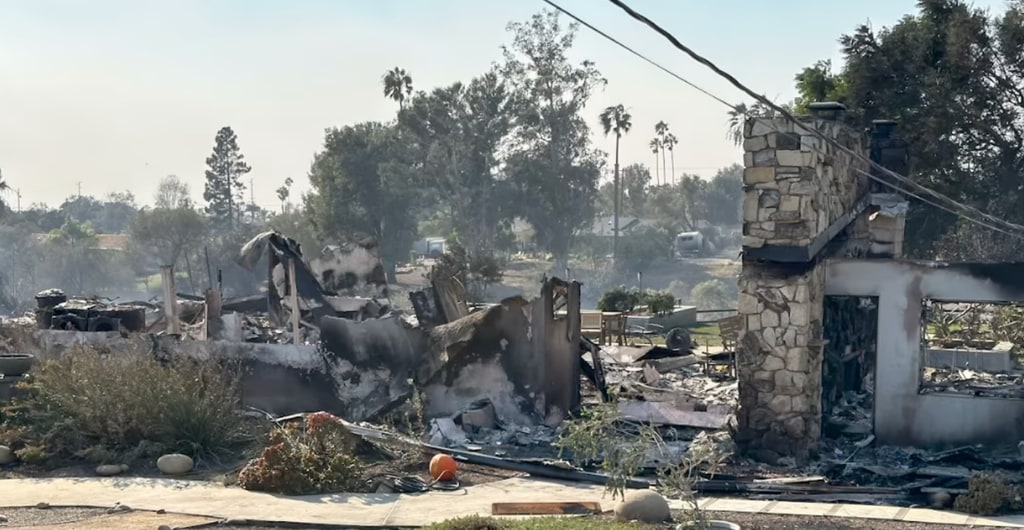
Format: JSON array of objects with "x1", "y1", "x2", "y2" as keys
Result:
[{"x1": 203, "y1": 126, "x2": 251, "y2": 228}]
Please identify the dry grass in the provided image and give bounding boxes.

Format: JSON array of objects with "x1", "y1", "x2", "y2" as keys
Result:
[{"x1": 0, "y1": 340, "x2": 257, "y2": 466}]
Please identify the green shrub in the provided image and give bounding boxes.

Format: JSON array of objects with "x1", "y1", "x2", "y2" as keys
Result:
[
  {"x1": 0, "y1": 341, "x2": 252, "y2": 465},
  {"x1": 640, "y1": 289, "x2": 675, "y2": 315},
  {"x1": 237, "y1": 412, "x2": 364, "y2": 495},
  {"x1": 597, "y1": 286, "x2": 641, "y2": 312},
  {"x1": 689, "y1": 279, "x2": 735, "y2": 311}
]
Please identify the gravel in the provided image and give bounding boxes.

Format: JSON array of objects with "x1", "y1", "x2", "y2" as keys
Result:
[{"x1": 0, "y1": 506, "x2": 108, "y2": 526}]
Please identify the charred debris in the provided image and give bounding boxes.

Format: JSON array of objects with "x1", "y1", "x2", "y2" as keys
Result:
[{"x1": 7, "y1": 230, "x2": 1024, "y2": 509}]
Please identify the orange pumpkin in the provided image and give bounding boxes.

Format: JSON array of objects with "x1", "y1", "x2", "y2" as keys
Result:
[{"x1": 429, "y1": 453, "x2": 458, "y2": 481}]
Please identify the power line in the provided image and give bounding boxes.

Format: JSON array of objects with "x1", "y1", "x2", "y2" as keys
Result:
[
  {"x1": 854, "y1": 168, "x2": 1024, "y2": 239},
  {"x1": 539, "y1": 0, "x2": 736, "y2": 109},
  {"x1": 605, "y1": 0, "x2": 1024, "y2": 237}
]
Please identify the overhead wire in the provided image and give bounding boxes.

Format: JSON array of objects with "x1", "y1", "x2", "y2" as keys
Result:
[
  {"x1": 600, "y1": 0, "x2": 1024, "y2": 237},
  {"x1": 853, "y1": 168, "x2": 1022, "y2": 238},
  {"x1": 539, "y1": 0, "x2": 737, "y2": 109}
]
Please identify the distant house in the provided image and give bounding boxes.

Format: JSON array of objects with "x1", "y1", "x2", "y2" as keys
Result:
[{"x1": 589, "y1": 216, "x2": 658, "y2": 237}]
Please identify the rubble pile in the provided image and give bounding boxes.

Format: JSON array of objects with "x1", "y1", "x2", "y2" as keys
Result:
[{"x1": 920, "y1": 367, "x2": 1024, "y2": 398}]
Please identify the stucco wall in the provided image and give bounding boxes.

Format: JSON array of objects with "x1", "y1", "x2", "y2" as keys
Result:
[{"x1": 825, "y1": 259, "x2": 1024, "y2": 448}]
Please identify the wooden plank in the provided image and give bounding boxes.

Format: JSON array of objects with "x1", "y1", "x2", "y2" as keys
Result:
[{"x1": 492, "y1": 502, "x2": 602, "y2": 516}]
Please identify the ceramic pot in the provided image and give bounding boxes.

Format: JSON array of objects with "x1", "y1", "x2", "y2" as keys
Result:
[{"x1": 0, "y1": 354, "x2": 35, "y2": 377}]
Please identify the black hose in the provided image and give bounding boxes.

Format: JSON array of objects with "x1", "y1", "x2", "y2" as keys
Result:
[{"x1": 368, "y1": 474, "x2": 461, "y2": 493}]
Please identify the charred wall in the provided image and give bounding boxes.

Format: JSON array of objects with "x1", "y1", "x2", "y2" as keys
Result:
[{"x1": 825, "y1": 259, "x2": 1024, "y2": 447}]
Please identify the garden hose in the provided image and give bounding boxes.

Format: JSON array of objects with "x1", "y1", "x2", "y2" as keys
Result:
[{"x1": 370, "y1": 474, "x2": 462, "y2": 493}]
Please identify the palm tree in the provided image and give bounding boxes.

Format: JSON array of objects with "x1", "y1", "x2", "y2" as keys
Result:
[
  {"x1": 649, "y1": 138, "x2": 661, "y2": 186},
  {"x1": 726, "y1": 103, "x2": 749, "y2": 146},
  {"x1": 382, "y1": 67, "x2": 413, "y2": 110},
  {"x1": 664, "y1": 133, "x2": 679, "y2": 184},
  {"x1": 654, "y1": 121, "x2": 669, "y2": 184},
  {"x1": 599, "y1": 104, "x2": 633, "y2": 261},
  {"x1": 0, "y1": 168, "x2": 9, "y2": 214},
  {"x1": 727, "y1": 101, "x2": 782, "y2": 146}
]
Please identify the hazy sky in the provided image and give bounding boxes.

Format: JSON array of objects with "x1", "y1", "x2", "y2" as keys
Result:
[{"x1": 0, "y1": 0, "x2": 1002, "y2": 210}]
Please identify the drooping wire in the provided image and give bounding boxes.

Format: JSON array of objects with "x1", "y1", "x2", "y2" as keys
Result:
[
  {"x1": 602, "y1": 0, "x2": 1024, "y2": 236},
  {"x1": 538, "y1": 0, "x2": 737, "y2": 110}
]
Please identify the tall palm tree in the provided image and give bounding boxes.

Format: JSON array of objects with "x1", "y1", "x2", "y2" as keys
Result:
[
  {"x1": 649, "y1": 138, "x2": 661, "y2": 186},
  {"x1": 599, "y1": 104, "x2": 632, "y2": 261},
  {"x1": 654, "y1": 121, "x2": 669, "y2": 184},
  {"x1": 0, "y1": 168, "x2": 9, "y2": 213},
  {"x1": 382, "y1": 67, "x2": 413, "y2": 110},
  {"x1": 664, "y1": 133, "x2": 678, "y2": 184}
]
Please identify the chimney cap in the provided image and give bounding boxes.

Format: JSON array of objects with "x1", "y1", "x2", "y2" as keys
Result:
[{"x1": 808, "y1": 101, "x2": 848, "y2": 111}]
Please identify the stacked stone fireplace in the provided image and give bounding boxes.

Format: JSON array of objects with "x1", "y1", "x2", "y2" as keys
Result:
[{"x1": 736, "y1": 105, "x2": 877, "y2": 461}]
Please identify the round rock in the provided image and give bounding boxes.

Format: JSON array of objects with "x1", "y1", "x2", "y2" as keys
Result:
[
  {"x1": 0, "y1": 446, "x2": 15, "y2": 465},
  {"x1": 614, "y1": 489, "x2": 671, "y2": 523},
  {"x1": 156, "y1": 453, "x2": 194, "y2": 475},
  {"x1": 95, "y1": 464, "x2": 124, "y2": 476},
  {"x1": 929, "y1": 491, "x2": 953, "y2": 509}
]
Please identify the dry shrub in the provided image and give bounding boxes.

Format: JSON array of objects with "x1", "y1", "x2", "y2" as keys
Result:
[
  {"x1": 954, "y1": 472, "x2": 1023, "y2": 515},
  {"x1": 556, "y1": 404, "x2": 729, "y2": 528},
  {"x1": 237, "y1": 412, "x2": 365, "y2": 495},
  {"x1": 0, "y1": 341, "x2": 252, "y2": 465}
]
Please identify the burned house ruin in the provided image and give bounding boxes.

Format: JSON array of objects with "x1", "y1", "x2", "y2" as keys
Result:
[{"x1": 737, "y1": 103, "x2": 1024, "y2": 460}]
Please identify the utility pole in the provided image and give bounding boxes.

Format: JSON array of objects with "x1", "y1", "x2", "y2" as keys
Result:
[
  {"x1": 226, "y1": 163, "x2": 233, "y2": 230},
  {"x1": 77, "y1": 181, "x2": 82, "y2": 199},
  {"x1": 15, "y1": 189, "x2": 21, "y2": 212},
  {"x1": 250, "y1": 177, "x2": 255, "y2": 222}
]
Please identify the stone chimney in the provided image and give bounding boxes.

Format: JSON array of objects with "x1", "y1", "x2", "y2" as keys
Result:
[{"x1": 867, "y1": 119, "x2": 910, "y2": 258}]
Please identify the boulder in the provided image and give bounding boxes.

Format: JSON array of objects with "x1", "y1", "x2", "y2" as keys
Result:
[
  {"x1": 95, "y1": 464, "x2": 124, "y2": 476},
  {"x1": 0, "y1": 446, "x2": 14, "y2": 465},
  {"x1": 156, "y1": 453, "x2": 193, "y2": 475},
  {"x1": 614, "y1": 489, "x2": 671, "y2": 523}
]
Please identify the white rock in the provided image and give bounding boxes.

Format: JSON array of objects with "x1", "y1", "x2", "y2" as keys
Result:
[
  {"x1": 95, "y1": 464, "x2": 124, "y2": 476},
  {"x1": 156, "y1": 453, "x2": 193, "y2": 475},
  {"x1": 614, "y1": 489, "x2": 671, "y2": 523},
  {"x1": 0, "y1": 446, "x2": 14, "y2": 465}
]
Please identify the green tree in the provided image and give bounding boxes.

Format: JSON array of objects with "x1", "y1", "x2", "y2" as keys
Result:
[
  {"x1": 703, "y1": 164, "x2": 744, "y2": 227},
  {"x1": 725, "y1": 101, "x2": 788, "y2": 146},
  {"x1": 0, "y1": 168, "x2": 9, "y2": 216},
  {"x1": 305, "y1": 122, "x2": 420, "y2": 276},
  {"x1": 203, "y1": 126, "x2": 251, "y2": 229},
  {"x1": 792, "y1": 0, "x2": 1024, "y2": 259},
  {"x1": 130, "y1": 207, "x2": 207, "y2": 269},
  {"x1": 621, "y1": 163, "x2": 651, "y2": 215},
  {"x1": 654, "y1": 121, "x2": 670, "y2": 183},
  {"x1": 648, "y1": 175, "x2": 708, "y2": 257},
  {"x1": 382, "y1": 67, "x2": 413, "y2": 110},
  {"x1": 690, "y1": 279, "x2": 734, "y2": 311},
  {"x1": 155, "y1": 175, "x2": 193, "y2": 210},
  {"x1": 400, "y1": 71, "x2": 516, "y2": 259},
  {"x1": 599, "y1": 104, "x2": 632, "y2": 260},
  {"x1": 648, "y1": 138, "x2": 661, "y2": 185},
  {"x1": 664, "y1": 132, "x2": 678, "y2": 183},
  {"x1": 276, "y1": 177, "x2": 294, "y2": 213},
  {"x1": 502, "y1": 9, "x2": 606, "y2": 270}
]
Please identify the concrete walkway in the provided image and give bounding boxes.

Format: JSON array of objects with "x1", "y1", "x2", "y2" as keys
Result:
[{"x1": 0, "y1": 476, "x2": 1022, "y2": 528}]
